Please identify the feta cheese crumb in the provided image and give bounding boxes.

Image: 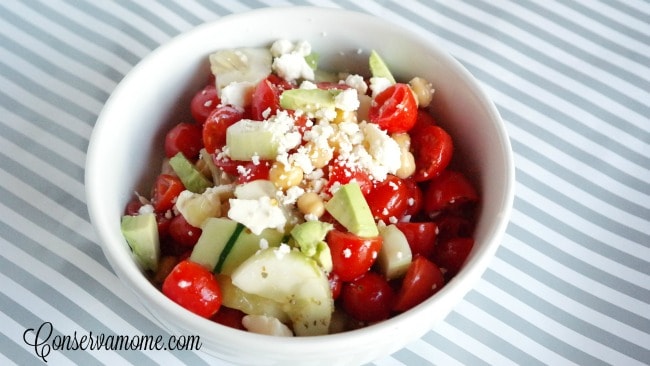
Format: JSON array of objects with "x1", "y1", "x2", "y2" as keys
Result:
[
  {"x1": 138, "y1": 204, "x2": 154, "y2": 215},
  {"x1": 228, "y1": 196, "x2": 286, "y2": 235},
  {"x1": 369, "y1": 76, "x2": 393, "y2": 97},
  {"x1": 220, "y1": 81, "x2": 255, "y2": 108},
  {"x1": 334, "y1": 88, "x2": 360, "y2": 111},
  {"x1": 345, "y1": 74, "x2": 368, "y2": 95}
]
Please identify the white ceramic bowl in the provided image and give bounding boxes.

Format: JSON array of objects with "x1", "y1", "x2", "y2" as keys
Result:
[{"x1": 86, "y1": 6, "x2": 514, "y2": 366}]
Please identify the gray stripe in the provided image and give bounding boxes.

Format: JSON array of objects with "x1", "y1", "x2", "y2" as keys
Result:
[
  {"x1": 392, "y1": 347, "x2": 434, "y2": 365},
  {"x1": 550, "y1": 0, "x2": 650, "y2": 56},
  {"x1": 0, "y1": 61, "x2": 97, "y2": 126},
  {"x1": 445, "y1": 311, "x2": 546, "y2": 366},
  {"x1": 498, "y1": 239, "x2": 650, "y2": 333},
  {"x1": 421, "y1": 329, "x2": 491, "y2": 366},
  {"x1": 0, "y1": 331, "x2": 38, "y2": 366},
  {"x1": 60, "y1": 0, "x2": 159, "y2": 51},
  {"x1": 514, "y1": 195, "x2": 650, "y2": 276},
  {"x1": 115, "y1": 0, "x2": 183, "y2": 37},
  {"x1": 192, "y1": 0, "x2": 243, "y2": 15},
  {"x1": 605, "y1": 0, "x2": 650, "y2": 24},
  {"x1": 0, "y1": 223, "x2": 209, "y2": 365},
  {"x1": 511, "y1": 137, "x2": 650, "y2": 221},
  {"x1": 0, "y1": 123, "x2": 84, "y2": 185},
  {"x1": 465, "y1": 288, "x2": 609, "y2": 366},
  {"x1": 0, "y1": 92, "x2": 88, "y2": 152},
  {"x1": 0, "y1": 185, "x2": 107, "y2": 270},
  {"x1": 425, "y1": 1, "x2": 650, "y2": 157},
  {"x1": 0, "y1": 2, "x2": 127, "y2": 84},
  {"x1": 466, "y1": 0, "x2": 650, "y2": 93},
  {"x1": 516, "y1": 167, "x2": 650, "y2": 247},
  {"x1": 482, "y1": 269, "x2": 650, "y2": 364},
  {"x1": 158, "y1": 0, "x2": 204, "y2": 26}
]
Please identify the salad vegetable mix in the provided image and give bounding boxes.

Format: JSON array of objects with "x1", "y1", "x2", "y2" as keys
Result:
[{"x1": 121, "y1": 40, "x2": 479, "y2": 336}]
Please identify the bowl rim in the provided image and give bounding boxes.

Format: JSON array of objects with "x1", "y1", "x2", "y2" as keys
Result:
[{"x1": 85, "y1": 4, "x2": 515, "y2": 361}]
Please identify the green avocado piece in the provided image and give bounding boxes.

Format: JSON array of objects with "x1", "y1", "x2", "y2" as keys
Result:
[
  {"x1": 369, "y1": 50, "x2": 396, "y2": 84},
  {"x1": 279, "y1": 88, "x2": 341, "y2": 113},
  {"x1": 168, "y1": 152, "x2": 212, "y2": 193},
  {"x1": 290, "y1": 221, "x2": 334, "y2": 271},
  {"x1": 120, "y1": 213, "x2": 160, "y2": 271},
  {"x1": 325, "y1": 182, "x2": 378, "y2": 238}
]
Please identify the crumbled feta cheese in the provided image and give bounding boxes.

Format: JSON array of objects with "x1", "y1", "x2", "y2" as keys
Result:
[
  {"x1": 334, "y1": 88, "x2": 360, "y2": 111},
  {"x1": 138, "y1": 204, "x2": 154, "y2": 215},
  {"x1": 220, "y1": 81, "x2": 255, "y2": 108},
  {"x1": 345, "y1": 74, "x2": 368, "y2": 95},
  {"x1": 270, "y1": 39, "x2": 294, "y2": 57},
  {"x1": 299, "y1": 80, "x2": 318, "y2": 90},
  {"x1": 369, "y1": 76, "x2": 393, "y2": 97},
  {"x1": 343, "y1": 248, "x2": 352, "y2": 258},
  {"x1": 271, "y1": 40, "x2": 315, "y2": 82},
  {"x1": 228, "y1": 196, "x2": 286, "y2": 235}
]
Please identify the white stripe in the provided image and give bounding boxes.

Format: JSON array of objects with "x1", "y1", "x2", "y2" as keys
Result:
[
  {"x1": 433, "y1": 320, "x2": 518, "y2": 365},
  {"x1": 171, "y1": 0, "x2": 220, "y2": 23},
  {"x1": 89, "y1": 1, "x2": 172, "y2": 46},
  {"x1": 1, "y1": 2, "x2": 136, "y2": 77},
  {"x1": 514, "y1": 146, "x2": 650, "y2": 236},
  {"x1": 568, "y1": 0, "x2": 650, "y2": 37},
  {"x1": 138, "y1": 1, "x2": 195, "y2": 32},
  {"x1": 514, "y1": 185, "x2": 650, "y2": 277},
  {"x1": 0, "y1": 75, "x2": 92, "y2": 140},
  {"x1": 371, "y1": 354, "x2": 409, "y2": 366},
  {"x1": 0, "y1": 106, "x2": 85, "y2": 170},
  {"x1": 532, "y1": 0, "x2": 650, "y2": 55},
  {"x1": 477, "y1": 267, "x2": 647, "y2": 366},
  {"x1": 0, "y1": 271, "x2": 129, "y2": 365},
  {"x1": 454, "y1": 298, "x2": 575, "y2": 366},
  {"x1": 403, "y1": 338, "x2": 463, "y2": 366},
  {"x1": 211, "y1": 0, "x2": 253, "y2": 13},
  {"x1": 0, "y1": 310, "x2": 75, "y2": 365}
]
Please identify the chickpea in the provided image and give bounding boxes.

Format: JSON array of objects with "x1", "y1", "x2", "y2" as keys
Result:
[
  {"x1": 408, "y1": 76, "x2": 434, "y2": 108},
  {"x1": 305, "y1": 141, "x2": 333, "y2": 169},
  {"x1": 392, "y1": 133, "x2": 416, "y2": 179},
  {"x1": 269, "y1": 161, "x2": 304, "y2": 190},
  {"x1": 296, "y1": 192, "x2": 325, "y2": 218}
]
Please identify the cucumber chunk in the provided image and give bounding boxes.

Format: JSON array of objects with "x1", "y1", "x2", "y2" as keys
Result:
[
  {"x1": 279, "y1": 88, "x2": 340, "y2": 113},
  {"x1": 120, "y1": 213, "x2": 160, "y2": 271},
  {"x1": 226, "y1": 119, "x2": 281, "y2": 161},
  {"x1": 169, "y1": 152, "x2": 212, "y2": 193},
  {"x1": 209, "y1": 47, "x2": 272, "y2": 95},
  {"x1": 377, "y1": 224, "x2": 413, "y2": 279},
  {"x1": 369, "y1": 50, "x2": 396, "y2": 84}
]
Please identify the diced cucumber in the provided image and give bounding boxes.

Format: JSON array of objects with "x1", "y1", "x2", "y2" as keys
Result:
[
  {"x1": 231, "y1": 247, "x2": 333, "y2": 336},
  {"x1": 325, "y1": 182, "x2": 378, "y2": 237},
  {"x1": 226, "y1": 119, "x2": 281, "y2": 161},
  {"x1": 168, "y1": 152, "x2": 212, "y2": 193},
  {"x1": 279, "y1": 88, "x2": 340, "y2": 113},
  {"x1": 216, "y1": 274, "x2": 289, "y2": 323},
  {"x1": 377, "y1": 224, "x2": 413, "y2": 279},
  {"x1": 209, "y1": 48, "x2": 272, "y2": 95},
  {"x1": 189, "y1": 217, "x2": 283, "y2": 275},
  {"x1": 120, "y1": 213, "x2": 160, "y2": 271},
  {"x1": 369, "y1": 50, "x2": 396, "y2": 84},
  {"x1": 174, "y1": 189, "x2": 221, "y2": 228}
]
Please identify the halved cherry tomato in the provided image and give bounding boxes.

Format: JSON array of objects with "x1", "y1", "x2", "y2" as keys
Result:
[
  {"x1": 411, "y1": 125, "x2": 453, "y2": 182},
  {"x1": 164, "y1": 122, "x2": 203, "y2": 160},
  {"x1": 202, "y1": 105, "x2": 244, "y2": 154},
  {"x1": 365, "y1": 175, "x2": 409, "y2": 222},
  {"x1": 402, "y1": 178, "x2": 423, "y2": 218},
  {"x1": 151, "y1": 174, "x2": 184, "y2": 213},
  {"x1": 433, "y1": 237, "x2": 474, "y2": 279},
  {"x1": 328, "y1": 272, "x2": 342, "y2": 300},
  {"x1": 125, "y1": 198, "x2": 143, "y2": 216},
  {"x1": 435, "y1": 214, "x2": 475, "y2": 243},
  {"x1": 393, "y1": 256, "x2": 444, "y2": 312},
  {"x1": 369, "y1": 83, "x2": 418, "y2": 134},
  {"x1": 162, "y1": 260, "x2": 222, "y2": 318},
  {"x1": 341, "y1": 271, "x2": 395, "y2": 322},
  {"x1": 251, "y1": 78, "x2": 282, "y2": 121},
  {"x1": 411, "y1": 110, "x2": 437, "y2": 134},
  {"x1": 168, "y1": 215, "x2": 202, "y2": 247},
  {"x1": 212, "y1": 154, "x2": 272, "y2": 184},
  {"x1": 325, "y1": 161, "x2": 373, "y2": 196},
  {"x1": 211, "y1": 306, "x2": 246, "y2": 330},
  {"x1": 423, "y1": 170, "x2": 478, "y2": 215},
  {"x1": 326, "y1": 229, "x2": 382, "y2": 282},
  {"x1": 395, "y1": 222, "x2": 437, "y2": 259},
  {"x1": 190, "y1": 83, "x2": 220, "y2": 125}
]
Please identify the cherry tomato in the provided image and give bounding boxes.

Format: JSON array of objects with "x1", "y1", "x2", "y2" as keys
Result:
[
  {"x1": 151, "y1": 174, "x2": 184, "y2": 213},
  {"x1": 393, "y1": 256, "x2": 445, "y2": 312},
  {"x1": 365, "y1": 175, "x2": 409, "y2": 222},
  {"x1": 328, "y1": 272, "x2": 342, "y2": 300},
  {"x1": 326, "y1": 229, "x2": 382, "y2": 282},
  {"x1": 190, "y1": 83, "x2": 220, "y2": 125},
  {"x1": 411, "y1": 110, "x2": 437, "y2": 134},
  {"x1": 125, "y1": 198, "x2": 143, "y2": 216},
  {"x1": 402, "y1": 178, "x2": 423, "y2": 218},
  {"x1": 423, "y1": 170, "x2": 478, "y2": 215},
  {"x1": 433, "y1": 237, "x2": 474, "y2": 279},
  {"x1": 212, "y1": 154, "x2": 272, "y2": 183},
  {"x1": 395, "y1": 222, "x2": 437, "y2": 259},
  {"x1": 251, "y1": 78, "x2": 282, "y2": 120},
  {"x1": 435, "y1": 214, "x2": 475, "y2": 243},
  {"x1": 202, "y1": 105, "x2": 244, "y2": 154},
  {"x1": 411, "y1": 125, "x2": 453, "y2": 182},
  {"x1": 168, "y1": 215, "x2": 202, "y2": 247},
  {"x1": 155, "y1": 212, "x2": 172, "y2": 240},
  {"x1": 162, "y1": 260, "x2": 222, "y2": 318},
  {"x1": 164, "y1": 122, "x2": 203, "y2": 160},
  {"x1": 369, "y1": 83, "x2": 418, "y2": 134},
  {"x1": 341, "y1": 271, "x2": 395, "y2": 322},
  {"x1": 211, "y1": 307, "x2": 246, "y2": 331},
  {"x1": 316, "y1": 81, "x2": 351, "y2": 90},
  {"x1": 326, "y1": 161, "x2": 373, "y2": 196}
]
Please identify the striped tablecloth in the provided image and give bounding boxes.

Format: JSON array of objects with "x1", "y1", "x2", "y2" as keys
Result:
[{"x1": 2, "y1": 1, "x2": 648, "y2": 365}]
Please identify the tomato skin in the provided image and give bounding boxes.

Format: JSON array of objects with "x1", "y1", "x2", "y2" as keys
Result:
[
  {"x1": 162, "y1": 260, "x2": 222, "y2": 318},
  {"x1": 326, "y1": 230, "x2": 382, "y2": 282},
  {"x1": 365, "y1": 175, "x2": 410, "y2": 222},
  {"x1": 212, "y1": 154, "x2": 272, "y2": 183},
  {"x1": 402, "y1": 178, "x2": 423, "y2": 218},
  {"x1": 164, "y1": 122, "x2": 203, "y2": 160},
  {"x1": 190, "y1": 84, "x2": 220, "y2": 125},
  {"x1": 202, "y1": 105, "x2": 244, "y2": 154},
  {"x1": 393, "y1": 256, "x2": 445, "y2": 312},
  {"x1": 411, "y1": 125, "x2": 453, "y2": 182},
  {"x1": 433, "y1": 237, "x2": 474, "y2": 279},
  {"x1": 423, "y1": 170, "x2": 478, "y2": 215},
  {"x1": 168, "y1": 215, "x2": 202, "y2": 247},
  {"x1": 341, "y1": 271, "x2": 395, "y2": 322},
  {"x1": 211, "y1": 307, "x2": 246, "y2": 330},
  {"x1": 395, "y1": 222, "x2": 437, "y2": 259},
  {"x1": 369, "y1": 83, "x2": 418, "y2": 134},
  {"x1": 435, "y1": 215, "x2": 474, "y2": 243},
  {"x1": 328, "y1": 272, "x2": 342, "y2": 300},
  {"x1": 251, "y1": 78, "x2": 281, "y2": 120},
  {"x1": 125, "y1": 198, "x2": 143, "y2": 216},
  {"x1": 151, "y1": 174, "x2": 185, "y2": 213},
  {"x1": 325, "y1": 161, "x2": 373, "y2": 196}
]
